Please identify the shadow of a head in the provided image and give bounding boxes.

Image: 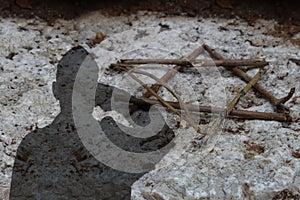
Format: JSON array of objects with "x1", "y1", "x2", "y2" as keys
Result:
[{"x1": 9, "y1": 46, "x2": 175, "y2": 199}]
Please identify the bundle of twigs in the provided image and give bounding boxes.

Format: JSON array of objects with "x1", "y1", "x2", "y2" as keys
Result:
[{"x1": 110, "y1": 44, "x2": 295, "y2": 135}]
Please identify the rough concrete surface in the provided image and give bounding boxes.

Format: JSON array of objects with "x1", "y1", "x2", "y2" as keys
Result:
[{"x1": 0, "y1": 11, "x2": 300, "y2": 199}]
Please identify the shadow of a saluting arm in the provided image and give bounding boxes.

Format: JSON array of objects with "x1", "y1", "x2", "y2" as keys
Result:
[{"x1": 10, "y1": 46, "x2": 174, "y2": 200}]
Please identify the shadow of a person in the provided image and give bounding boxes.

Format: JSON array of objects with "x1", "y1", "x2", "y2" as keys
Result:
[{"x1": 9, "y1": 46, "x2": 174, "y2": 199}]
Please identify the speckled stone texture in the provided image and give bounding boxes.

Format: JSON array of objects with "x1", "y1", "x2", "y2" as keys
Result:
[{"x1": 0, "y1": 12, "x2": 300, "y2": 199}]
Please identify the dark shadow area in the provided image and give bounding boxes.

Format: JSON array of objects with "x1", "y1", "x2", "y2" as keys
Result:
[
  {"x1": 2, "y1": 0, "x2": 300, "y2": 47},
  {"x1": 9, "y1": 46, "x2": 174, "y2": 199},
  {"x1": 1, "y1": 0, "x2": 300, "y2": 25}
]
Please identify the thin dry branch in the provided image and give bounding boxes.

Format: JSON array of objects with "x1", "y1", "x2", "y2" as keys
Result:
[
  {"x1": 119, "y1": 58, "x2": 268, "y2": 68},
  {"x1": 202, "y1": 44, "x2": 294, "y2": 113},
  {"x1": 122, "y1": 66, "x2": 205, "y2": 135},
  {"x1": 226, "y1": 66, "x2": 269, "y2": 116},
  {"x1": 142, "y1": 46, "x2": 204, "y2": 98},
  {"x1": 132, "y1": 69, "x2": 191, "y2": 114},
  {"x1": 277, "y1": 87, "x2": 296, "y2": 105},
  {"x1": 130, "y1": 98, "x2": 290, "y2": 122}
]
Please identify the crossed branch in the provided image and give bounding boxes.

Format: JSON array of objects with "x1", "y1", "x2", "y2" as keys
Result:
[{"x1": 109, "y1": 44, "x2": 295, "y2": 135}]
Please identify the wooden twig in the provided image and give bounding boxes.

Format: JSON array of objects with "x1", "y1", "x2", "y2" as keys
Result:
[
  {"x1": 202, "y1": 44, "x2": 294, "y2": 113},
  {"x1": 132, "y1": 69, "x2": 192, "y2": 115},
  {"x1": 119, "y1": 58, "x2": 268, "y2": 68},
  {"x1": 122, "y1": 66, "x2": 205, "y2": 135},
  {"x1": 142, "y1": 46, "x2": 205, "y2": 98},
  {"x1": 226, "y1": 66, "x2": 269, "y2": 116},
  {"x1": 277, "y1": 87, "x2": 296, "y2": 105},
  {"x1": 289, "y1": 58, "x2": 300, "y2": 65},
  {"x1": 110, "y1": 47, "x2": 204, "y2": 114},
  {"x1": 129, "y1": 98, "x2": 290, "y2": 122}
]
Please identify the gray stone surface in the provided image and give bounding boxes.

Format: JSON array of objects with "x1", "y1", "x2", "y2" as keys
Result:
[{"x1": 0, "y1": 12, "x2": 299, "y2": 199}]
